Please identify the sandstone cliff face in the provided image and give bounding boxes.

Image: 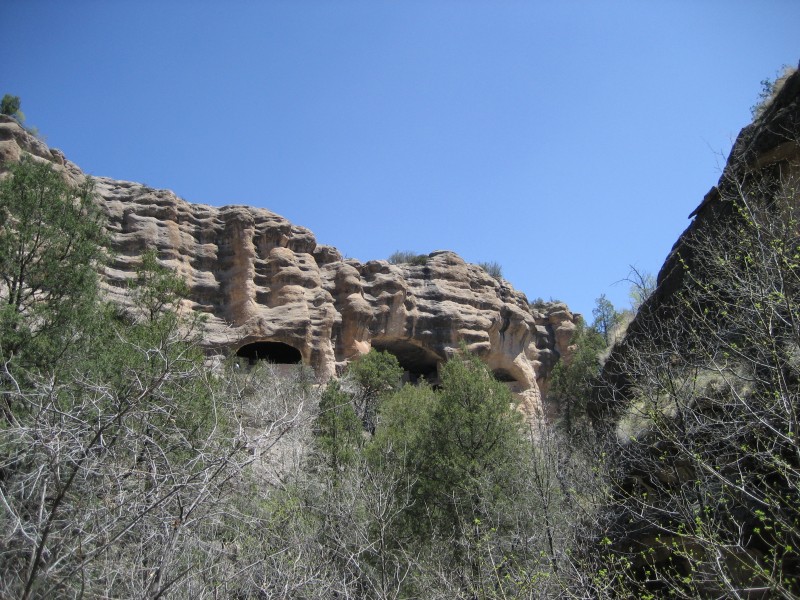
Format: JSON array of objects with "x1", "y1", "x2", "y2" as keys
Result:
[{"x1": 0, "y1": 115, "x2": 577, "y2": 416}]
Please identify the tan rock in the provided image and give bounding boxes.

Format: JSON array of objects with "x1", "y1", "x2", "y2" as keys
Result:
[{"x1": 0, "y1": 114, "x2": 579, "y2": 418}]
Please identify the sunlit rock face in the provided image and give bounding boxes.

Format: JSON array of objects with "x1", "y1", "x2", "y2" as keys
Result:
[{"x1": 0, "y1": 114, "x2": 578, "y2": 417}]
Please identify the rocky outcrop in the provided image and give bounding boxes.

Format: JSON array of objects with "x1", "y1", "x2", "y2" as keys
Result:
[
  {"x1": 595, "y1": 64, "x2": 800, "y2": 422},
  {"x1": 0, "y1": 115, "x2": 577, "y2": 417}
]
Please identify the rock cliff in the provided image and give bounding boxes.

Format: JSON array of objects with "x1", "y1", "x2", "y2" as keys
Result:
[
  {"x1": 0, "y1": 115, "x2": 577, "y2": 416},
  {"x1": 595, "y1": 64, "x2": 800, "y2": 421},
  {"x1": 585, "y1": 65, "x2": 800, "y2": 594}
]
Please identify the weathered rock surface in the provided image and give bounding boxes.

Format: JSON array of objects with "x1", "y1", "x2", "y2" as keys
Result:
[{"x1": 0, "y1": 115, "x2": 577, "y2": 416}]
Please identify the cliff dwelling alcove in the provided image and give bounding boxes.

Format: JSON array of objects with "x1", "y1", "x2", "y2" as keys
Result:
[
  {"x1": 492, "y1": 368, "x2": 518, "y2": 383},
  {"x1": 236, "y1": 341, "x2": 302, "y2": 366},
  {"x1": 371, "y1": 339, "x2": 440, "y2": 384}
]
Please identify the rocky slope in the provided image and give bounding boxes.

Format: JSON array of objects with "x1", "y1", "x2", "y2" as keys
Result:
[{"x1": 0, "y1": 115, "x2": 577, "y2": 416}]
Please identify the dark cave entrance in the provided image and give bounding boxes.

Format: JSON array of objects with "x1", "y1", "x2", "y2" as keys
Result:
[
  {"x1": 236, "y1": 341, "x2": 302, "y2": 365},
  {"x1": 371, "y1": 339, "x2": 440, "y2": 385},
  {"x1": 492, "y1": 368, "x2": 519, "y2": 383}
]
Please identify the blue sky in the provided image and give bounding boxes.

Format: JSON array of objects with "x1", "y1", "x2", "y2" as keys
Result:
[{"x1": 1, "y1": 1, "x2": 797, "y2": 318}]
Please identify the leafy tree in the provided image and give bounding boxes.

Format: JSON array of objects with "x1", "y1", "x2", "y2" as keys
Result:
[
  {"x1": 477, "y1": 260, "x2": 503, "y2": 280},
  {"x1": 0, "y1": 248, "x2": 253, "y2": 599},
  {"x1": 388, "y1": 250, "x2": 428, "y2": 265},
  {"x1": 353, "y1": 353, "x2": 540, "y2": 593},
  {"x1": 0, "y1": 155, "x2": 106, "y2": 371},
  {"x1": 346, "y1": 348, "x2": 403, "y2": 433},
  {"x1": 0, "y1": 162, "x2": 276, "y2": 597},
  {"x1": 413, "y1": 352, "x2": 525, "y2": 575},
  {"x1": 592, "y1": 293, "x2": 622, "y2": 346},
  {"x1": 548, "y1": 293, "x2": 625, "y2": 434},
  {"x1": 315, "y1": 379, "x2": 363, "y2": 473},
  {"x1": 549, "y1": 318, "x2": 606, "y2": 433},
  {"x1": 1, "y1": 93, "x2": 21, "y2": 118},
  {"x1": 750, "y1": 64, "x2": 794, "y2": 119},
  {"x1": 132, "y1": 248, "x2": 190, "y2": 322},
  {"x1": 348, "y1": 349, "x2": 404, "y2": 398},
  {"x1": 369, "y1": 381, "x2": 436, "y2": 467}
]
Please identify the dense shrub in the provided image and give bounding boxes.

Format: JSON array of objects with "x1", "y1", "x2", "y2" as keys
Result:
[{"x1": 0, "y1": 93, "x2": 21, "y2": 117}]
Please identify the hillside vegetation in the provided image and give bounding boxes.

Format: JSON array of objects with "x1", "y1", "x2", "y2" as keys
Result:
[
  {"x1": 2, "y1": 66, "x2": 799, "y2": 598},
  {"x1": 0, "y1": 154, "x2": 634, "y2": 599}
]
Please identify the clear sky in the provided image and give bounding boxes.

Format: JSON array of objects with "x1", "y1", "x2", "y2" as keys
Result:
[{"x1": 1, "y1": 1, "x2": 797, "y2": 318}]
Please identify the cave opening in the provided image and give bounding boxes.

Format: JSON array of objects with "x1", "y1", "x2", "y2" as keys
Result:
[
  {"x1": 371, "y1": 339, "x2": 440, "y2": 385},
  {"x1": 492, "y1": 368, "x2": 518, "y2": 383},
  {"x1": 236, "y1": 341, "x2": 302, "y2": 365}
]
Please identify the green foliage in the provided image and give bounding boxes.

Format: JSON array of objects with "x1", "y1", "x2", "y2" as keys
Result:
[
  {"x1": 347, "y1": 348, "x2": 403, "y2": 398},
  {"x1": 752, "y1": 77, "x2": 777, "y2": 118},
  {"x1": 359, "y1": 351, "x2": 576, "y2": 597},
  {"x1": 0, "y1": 155, "x2": 106, "y2": 369},
  {"x1": 432, "y1": 351, "x2": 523, "y2": 472},
  {"x1": 413, "y1": 352, "x2": 524, "y2": 544},
  {"x1": 530, "y1": 296, "x2": 547, "y2": 308},
  {"x1": 315, "y1": 380, "x2": 363, "y2": 472},
  {"x1": 368, "y1": 381, "x2": 436, "y2": 467},
  {"x1": 132, "y1": 248, "x2": 190, "y2": 322},
  {"x1": 1, "y1": 94, "x2": 21, "y2": 118},
  {"x1": 592, "y1": 293, "x2": 622, "y2": 346},
  {"x1": 388, "y1": 250, "x2": 428, "y2": 265},
  {"x1": 346, "y1": 348, "x2": 403, "y2": 432},
  {"x1": 0, "y1": 194, "x2": 243, "y2": 598},
  {"x1": 477, "y1": 260, "x2": 503, "y2": 280},
  {"x1": 548, "y1": 292, "x2": 626, "y2": 433},
  {"x1": 549, "y1": 318, "x2": 606, "y2": 432}
]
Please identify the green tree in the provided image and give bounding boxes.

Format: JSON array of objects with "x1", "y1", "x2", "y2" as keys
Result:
[
  {"x1": 413, "y1": 352, "x2": 525, "y2": 577},
  {"x1": 549, "y1": 318, "x2": 606, "y2": 433},
  {"x1": 315, "y1": 379, "x2": 363, "y2": 473},
  {"x1": 346, "y1": 348, "x2": 403, "y2": 433},
  {"x1": 0, "y1": 155, "x2": 106, "y2": 371},
  {"x1": 0, "y1": 159, "x2": 265, "y2": 597},
  {"x1": 750, "y1": 64, "x2": 794, "y2": 119},
  {"x1": 477, "y1": 260, "x2": 503, "y2": 280},
  {"x1": 548, "y1": 293, "x2": 623, "y2": 435},
  {"x1": 0, "y1": 240, "x2": 250, "y2": 599},
  {"x1": 1, "y1": 93, "x2": 21, "y2": 118},
  {"x1": 366, "y1": 356, "x2": 562, "y2": 598},
  {"x1": 388, "y1": 250, "x2": 428, "y2": 265},
  {"x1": 592, "y1": 293, "x2": 622, "y2": 346},
  {"x1": 132, "y1": 248, "x2": 190, "y2": 323},
  {"x1": 369, "y1": 381, "x2": 436, "y2": 468}
]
